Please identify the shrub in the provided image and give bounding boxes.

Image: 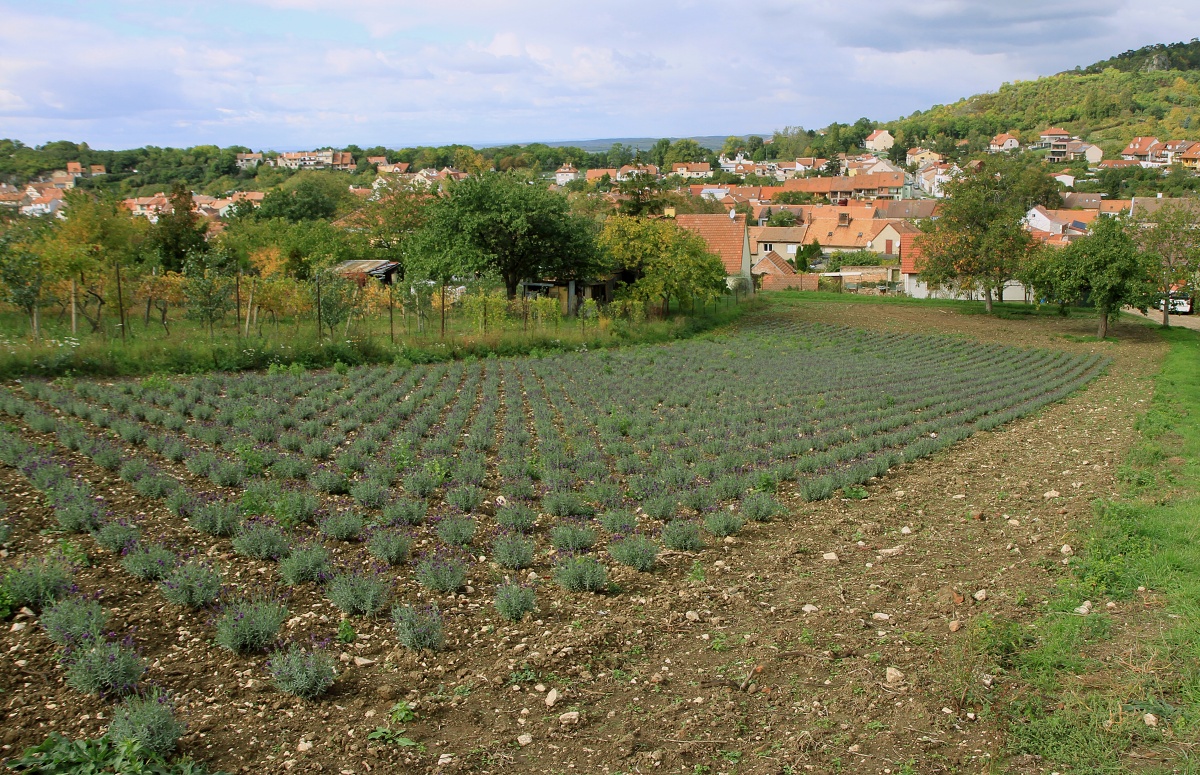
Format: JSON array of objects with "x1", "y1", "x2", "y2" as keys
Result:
[
  {"x1": 403, "y1": 469, "x2": 440, "y2": 498},
  {"x1": 392, "y1": 604, "x2": 444, "y2": 651},
  {"x1": 494, "y1": 584, "x2": 536, "y2": 622},
  {"x1": 118, "y1": 459, "x2": 152, "y2": 484},
  {"x1": 609, "y1": 534, "x2": 658, "y2": 572},
  {"x1": 661, "y1": 520, "x2": 704, "y2": 551},
  {"x1": 159, "y1": 560, "x2": 221, "y2": 608},
  {"x1": 308, "y1": 467, "x2": 349, "y2": 495},
  {"x1": 703, "y1": 510, "x2": 744, "y2": 537},
  {"x1": 415, "y1": 553, "x2": 468, "y2": 594},
  {"x1": 350, "y1": 479, "x2": 388, "y2": 510},
  {"x1": 121, "y1": 544, "x2": 177, "y2": 581},
  {"x1": 272, "y1": 490, "x2": 318, "y2": 529},
  {"x1": 301, "y1": 438, "x2": 334, "y2": 460},
  {"x1": 94, "y1": 521, "x2": 141, "y2": 552},
  {"x1": 436, "y1": 516, "x2": 476, "y2": 548},
  {"x1": 710, "y1": 475, "x2": 746, "y2": 501},
  {"x1": 445, "y1": 485, "x2": 485, "y2": 514},
  {"x1": 54, "y1": 493, "x2": 104, "y2": 533},
  {"x1": 278, "y1": 544, "x2": 331, "y2": 585},
  {"x1": 184, "y1": 451, "x2": 217, "y2": 477},
  {"x1": 367, "y1": 529, "x2": 412, "y2": 565},
  {"x1": 160, "y1": 439, "x2": 189, "y2": 462},
  {"x1": 268, "y1": 643, "x2": 337, "y2": 700},
  {"x1": 232, "y1": 519, "x2": 291, "y2": 560},
  {"x1": 495, "y1": 503, "x2": 536, "y2": 533},
  {"x1": 642, "y1": 495, "x2": 677, "y2": 522},
  {"x1": 550, "y1": 521, "x2": 596, "y2": 552},
  {"x1": 325, "y1": 568, "x2": 392, "y2": 616},
  {"x1": 64, "y1": 638, "x2": 145, "y2": 697},
  {"x1": 209, "y1": 461, "x2": 246, "y2": 488},
  {"x1": 239, "y1": 480, "x2": 281, "y2": 516},
  {"x1": 741, "y1": 491, "x2": 783, "y2": 522},
  {"x1": 382, "y1": 499, "x2": 427, "y2": 526},
  {"x1": 4, "y1": 555, "x2": 73, "y2": 611},
  {"x1": 492, "y1": 533, "x2": 535, "y2": 570},
  {"x1": 41, "y1": 596, "x2": 107, "y2": 647},
  {"x1": 543, "y1": 491, "x2": 594, "y2": 518},
  {"x1": 215, "y1": 598, "x2": 288, "y2": 653},
  {"x1": 599, "y1": 510, "x2": 638, "y2": 535},
  {"x1": 554, "y1": 555, "x2": 608, "y2": 592},
  {"x1": 319, "y1": 511, "x2": 364, "y2": 542},
  {"x1": 190, "y1": 500, "x2": 241, "y2": 537},
  {"x1": 90, "y1": 444, "x2": 122, "y2": 472},
  {"x1": 272, "y1": 455, "x2": 313, "y2": 480},
  {"x1": 106, "y1": 689, "x2": 183, "y2": 757},
  {"x1": 133, "y1": 475, "x2": 179, "y2": 500}
]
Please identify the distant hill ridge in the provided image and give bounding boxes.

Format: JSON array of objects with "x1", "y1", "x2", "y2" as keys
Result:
[{"x1": 1078, "y1": 39, "x2": 1200, "y2": 74}]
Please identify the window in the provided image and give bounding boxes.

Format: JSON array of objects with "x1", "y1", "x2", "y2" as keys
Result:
[{"x1": 761, "y1": 243, "x2": 773, "y2": 253}]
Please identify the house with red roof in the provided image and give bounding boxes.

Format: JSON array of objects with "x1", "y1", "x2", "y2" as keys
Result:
[
  {"x1": 1121, "y1": 137, "x2": 1160, "y2": 162},
  {"x1": 864, "y1": 129, "x2": 894, "y2": 152},
  {"x1": 674, "y1": 212, "x2": 753, "y2": 289},
  {"x1": 988, "y1": 133, "x2": 1020, "y2": 153}
]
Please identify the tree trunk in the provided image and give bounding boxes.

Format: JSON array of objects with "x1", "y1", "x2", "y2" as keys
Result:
[
  {"x1": 115, "y1": 262, "x2": 126, "y2": 342},
  {"x1": 1097, "y1": 305, "x2": 1109, "y2": 339},
  {"x1": 440, "y1": 283, "x2": 446, "y2": 338},
  {"x1": 388, "y1": 283, "x2": 394, "y2": 344},
  {"x1": 505, "y1": 277, "x2": 519, "y2": 300},
  {"x1": 983, "y1": 287, "x2": 993, "y2": 314},
  {"x1": 144, "y1": 296, "x2": 152, "y2": 326},
  {"x1": 235, "y1": 272, "x2": 242, "y2": 337},
  {"x1": 315, "y1": 273, "x2": 323, "y2": 340},
  {"x1": 244, "y1": 283, "x2": 255, "y2": 337},
  {"x1": 30, "y1": 305, "x2": 40, "y2": 341},
  {"x1": 70, "y1": 278, "x2": 77, "y2": 335}
]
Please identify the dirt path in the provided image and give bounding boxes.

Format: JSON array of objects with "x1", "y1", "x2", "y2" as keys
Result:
[
  {"x1": 0, "y1": 301, "x2": 1168, "y2": 774},
  {"x1": 1123, "y1": 306, "x2": 1200, "y2": 331}
]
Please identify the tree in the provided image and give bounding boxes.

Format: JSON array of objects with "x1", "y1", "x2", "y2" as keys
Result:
[
  {"x1": 311, "y1": 268, "x2": 358, "y2": 339},
  {"x1": 599, "y1": 215, "x2": 726, "y2": 315},
  {"x1": 663, "y1": 139, "x2": 706, "y2": 166},
  {"x1": 766, "y1": 210, "x2": 797, "y2": 227},
  {"x1": 412, "y1": 173, "x2": 605, "y2": 301},
  {"x1": 0, "y1": 223, "x2": 48, "y2": 339},
  {"x1": 1022, "y1": 215, "x2": 1155, "y2": 338},
  {"x1": 1131, "y1": 200, "x2": 1200, "y2": 327},
  {"x1": 148, "y1": 182, "x2": 207, "y2": 272},
  {"x1": 617, "y1": 173, "x2": 663, "y2": 217},
  {"x1": 182, "y1": 251, "x2": 233, "y2": 341},
  {"x1": 914, "y1": 159, "x2": 1038, "y2": 312},
  {"x1": 255, "y1": 175, "x2": 345, "y2": 223}
]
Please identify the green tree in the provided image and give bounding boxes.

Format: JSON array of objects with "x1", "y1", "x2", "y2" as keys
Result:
[
  {"x1": 0, "y1": 222, "x2": 48, "y2": 339},
  {"x1": 599, "y1": 215, "x2": 726, "y2": 315},
  {"x1": 663, "y1": 139, "x2": 707, "y2": 166},
  {"x1": 765, "y1": 210, "x2": 797, "y2": 227},
  {"x1": 311, "y1": 268, "x2": 358, "y2": 339},
  {"x1": 148, "y1": 182, "x2": 207, "y2": 272},
  {"x1": 1132, "y1": 200, "x2": 1200, "y2": 327},
  {"x1": 182, "y1": 250, "x2": 233, "y2": 341},
  {"x1": 1022, "y1": 215, "x2": 1155, "y2": 337}
]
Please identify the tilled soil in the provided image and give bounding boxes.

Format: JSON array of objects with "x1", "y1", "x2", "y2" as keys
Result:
[{"x1": 0, "y1": 302, "x2": 1167, "y2": 774}]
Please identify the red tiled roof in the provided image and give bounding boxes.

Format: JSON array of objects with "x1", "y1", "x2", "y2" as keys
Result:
[
  {"x1": 899, "y1": 232, "x2": 924, "y2": 275},
  {"x1": 674, "y1": 213, "x2": 747, "y2": 275}
]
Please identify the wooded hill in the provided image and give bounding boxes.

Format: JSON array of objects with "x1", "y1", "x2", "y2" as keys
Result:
[{"x1": 887, "y1": 41, "x2": 1200, "y2": 157}]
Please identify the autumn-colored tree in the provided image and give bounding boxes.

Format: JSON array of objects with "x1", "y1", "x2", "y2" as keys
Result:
[{"x1": 1131, "y1": 200, "x2": 1200, "y2": 327}]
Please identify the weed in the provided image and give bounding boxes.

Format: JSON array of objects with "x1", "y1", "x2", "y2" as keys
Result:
[
  {"x1": 388, "y1": 701, "x2": 418, "y2": 723},
  {"x1": 687, "y1": 561, "x2": 706, "y2": 582},
  {"x1": 337, "y1": 619, "x2": 357, "y2": 644}
]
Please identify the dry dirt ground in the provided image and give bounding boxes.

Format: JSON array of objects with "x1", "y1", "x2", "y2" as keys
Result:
[{"x1": 0, "y1": 301, "x2": 1168, "y2": 775}]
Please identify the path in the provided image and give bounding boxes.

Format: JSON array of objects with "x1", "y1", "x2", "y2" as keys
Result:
[{"x1": 1123, "y1": 306, "x2": 1200, "y2": 331}]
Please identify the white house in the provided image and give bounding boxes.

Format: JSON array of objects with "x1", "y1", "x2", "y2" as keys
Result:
[
  {"x1": 864, "y1": 129, "x2": 894, "y2": 152},
  {"x1": 554, "y1": 163, "x2": 579, "y2": 186},
  {"x1": 989, "y1": 133, "x2": 1020, "y2": 153}
]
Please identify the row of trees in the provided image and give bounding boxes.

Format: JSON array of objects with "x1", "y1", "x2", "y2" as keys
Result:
[
  {"x1": 0, "y1": 172, "x2": 733, "y2": 343},
  {"x1": 916, "y1": 158, "x2": 1200, "y2": 336}
]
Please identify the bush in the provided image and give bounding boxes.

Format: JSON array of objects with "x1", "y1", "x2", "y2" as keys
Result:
[
  {"x1": 121, "y1": 544, "x2": 177, "y2": 581},
  {"x1": 367, "y1": 529, "x2": 412, "y2": 566},
  {"x1": 272, "y1": 455, "x2": 313, "y2": 480},
  {"x1": 184, "y1": 451, "x2": 217, "y2": 477},
  {"x1": 232, "y1": 519, "x2": 291, "y2": 560},
  {"x1": 54, "y1": 493, "x2": 104, "y2": 534},
  {"x1": 550, "y1": 521, "x2": 596, "y2": 552},
  {"x1": 90, "y1": 445, "x2": 122, "y2": 472},
  {"x1": 190, "y1": 500, "x2": 241, "y2": 537},
  {"x1": 642, "y1": 495, "x2": 677, "y2": 522},
  {"x1": 609, "y1": 534, "x2": 658, "y2": 572},
  {"x1": 308, "y1": 467, "x2": 349, "y2": 495},
  {"x1": 209, "y1": 461, "x2": 246, "y2": 488},
  {"x1": 554, "y1": 555, "x2": 608, "y2": 592},
  {"x1": 599, "y1": 510, "x2": 638, "y2": 535},
  {"x1": 94, "y1": 521, "x2": 141, "y2": 552},
  {"x1": 494, "y1": 583, "x2": 536, "y2": 622},
  {"x1": 495, "y1": 503, "x2": 536, "y2": 533},
  {"x1": 159, "y1": 560, "x2": 221, "y2": 608},
  {"x1": 404, "y1": 469, "x2": 440, "y2": 498},
  {"x1": 65, "y1": 638, "x2": 145, "y2": 696},
  {"x1": 350, "y1": 479, "x2": 388, "y2": 510},
  {"x1": 445, "y1": 485, "x2": 485, "y2": 514},
  {"x1": 741, "y1": 491, "x2": 783, "y2": 522},
  {"x1": 382, "y1": 499, "x2": 427, "y2": 526},
  {"x1": 4, "y1": 555, "x2": 73, "y2": 611},
  {"x1": 543, "y1": 491, "x2": 594, "y2": 518},
  {"x1": 415, "y1": 553, "x2": 468, "y2": 594},
  {"x1": 107, "y1": 689, "x2": 184, "y2": 757},
  {"x1": 118, "y1": 459, "x2": 152, "y2": 484},
  {"x1": 704, "y1": 510, "x2": 744, "y2": 537},
  {"x1": 325, "y1": 568, "x2": 392, "y2": 616},
  {"x1": 492, "y1": 533, "x2": 535, "y2": 570},
  {"x1": 661, "y1": 520, "x2": 704, "y2": 551},
  {"x1": 319, "y1": 511, "x2": 364, "y2": 542},
  {"x1": 278, "y1": 544, "x2": 330, "y2": 585},
  {"x1": 133, "y1": 475, "x2": 179, "y2": 500},
  {"x1": 268, "y1": 643, "x2": 336, "y2": 700},
  {"x1": 41, "y1": 596, "x2": 107, "y2": 647},
  {"x1": 392, "y1": 604, "x2": 444, "y2": 651},
  {"x1": 215, "y1": 598, "x2": 288, "y2": 653},
  {"x1": 272, "y1": 490, "x2": 318, "y2": 529},
  {"x1": 436, "y1": 516, "x2": 476, "y2": 548}
]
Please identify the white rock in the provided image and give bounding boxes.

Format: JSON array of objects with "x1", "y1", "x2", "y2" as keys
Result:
[
  {"x1": 10, "y1": 621, "x2": 26, "y2": 632},
  {"x1": 1044, "y1": 490, "x2": 1060, "y2": 499},
  {"x1": 545, "y1": 688, "x2": 559, "y2": 707},
  {"x1": 900, "y1": 526, "x2": 912, "y2": 535},
  {"x1": 353, "y1": 656, "x2": 375, "y2": 667},
  {"x1": 973, "y1": 589, "x2": 988, "y2": 602},
  {"x1": 297, "y1": 740, "x2": 313, "y2": 752},
  {"x1": 802, "y1": 604, "x2": 819, "y2": 614},
  {"x1": 1074, "y1": 601, "x2": 1093, "y2": 616},
  {"x1": 878, "y1": 546, "x2": 903, "y2": 557},
  {"x1": 822, "y1": 552, "x2": 839, "y2": 562},
  {"x1": 559, "y1": 711, "x2": 580, "y2": 725},
  {"x1": 438, "y1": 753, "x2": 454, "y2": 766},
  {"x1": 872, "y1": 612, "x2": 891, "y2": 621},
  {"x1": 496, "y1": 496, "x2": 508, "y2": 507},
  {"x1": 685, "y1": 610, "x2": 700, "y2": 622},
  {"x1": 1060, "y1": 544, "x2": 1074, "y2": 556},
  {"x1": 517, "y1": 734, "x2": 533, "y2": 747},
  {"x1": 1143, "y1": 713, "x2": 1159, "y2": 727},
  {"x1": 885, "y1": 667, "x2": 904, "y2": 686}
]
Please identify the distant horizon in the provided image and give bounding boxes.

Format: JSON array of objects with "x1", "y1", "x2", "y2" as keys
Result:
[{"x1": 2, "y1": 2, "x2": 1198, "y2": 149}]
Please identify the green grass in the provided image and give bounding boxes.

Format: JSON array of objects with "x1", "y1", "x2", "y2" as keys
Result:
[
  {"x1": 760, "y1": 288, "x2": 1105, "y2": 320},
  {"x1": 995, "y1": 326, "x2": 1200, "y2": 772}
]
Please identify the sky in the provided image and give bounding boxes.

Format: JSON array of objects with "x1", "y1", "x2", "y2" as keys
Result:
[{"x1": 2, "y1": 0, "x2": 1198, "y2": 151}]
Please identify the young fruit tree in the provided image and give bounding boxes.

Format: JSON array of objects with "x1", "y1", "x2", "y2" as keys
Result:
[{"x1": 1131, "y1": 200, "x2": 1200, "y2": 327}]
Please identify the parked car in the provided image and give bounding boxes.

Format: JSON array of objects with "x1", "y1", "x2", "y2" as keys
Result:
[{"x1": 1156, "y1": 291, "x2": 1194, "y2": 315}]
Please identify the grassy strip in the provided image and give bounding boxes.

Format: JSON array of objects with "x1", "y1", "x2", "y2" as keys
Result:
[
  {"x1": 991, "y1": 327, "x2": 1200, "y2": 772},
  {"x1": 0, "y1": 299, "x2": 756, "y2": 379}
]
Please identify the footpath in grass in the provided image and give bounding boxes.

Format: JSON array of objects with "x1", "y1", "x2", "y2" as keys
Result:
[{"x1": 994, "y1": 326, "x2": 1200, "y2": 773}]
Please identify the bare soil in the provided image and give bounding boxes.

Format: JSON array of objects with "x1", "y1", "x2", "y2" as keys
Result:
[{"x1": 0, "y1": 301, "x2": 1167, "y2": 774}]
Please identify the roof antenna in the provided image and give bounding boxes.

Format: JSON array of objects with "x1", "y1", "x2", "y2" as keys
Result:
[{"x1": 729, "y1": 208, "x2": 736, "y2": 219}]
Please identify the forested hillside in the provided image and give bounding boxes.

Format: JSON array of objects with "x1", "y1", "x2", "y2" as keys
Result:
[{"x1": 1080, "y1": 39, "x2": 1200, "y2": 74}]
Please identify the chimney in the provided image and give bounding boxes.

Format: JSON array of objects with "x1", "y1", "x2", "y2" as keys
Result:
[{"x1": 838, "y1": 212, "x2": 851, "y2": 226}]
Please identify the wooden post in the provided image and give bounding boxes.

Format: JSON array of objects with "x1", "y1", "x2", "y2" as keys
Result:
[
  {"x1": 440, "y1": 283, "x2": 446, "y2": 338},
  {"x1": 235, "y1": 271, "x2": 242, "y2": 337},
  {"x1": 244, "y1": 281, "x2": 254, "y2": 337},
  {"x1": 388, "y1": 281, "x2": 395, "y2": 343},
  {"x1": 70, "y1": 277, "x2": 77, "y2": 335},
  {"x1": 114, "y1": 260, "x2": 126, "y2": 342},
  {"x1": 315, "y1": 272, "x2": 323, "y2": 340}
]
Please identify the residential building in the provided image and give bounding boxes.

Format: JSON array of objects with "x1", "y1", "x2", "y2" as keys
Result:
[
  {"x1": 90, "y1": 165, "x2": 106, "y2": 176},
  {"x1": 66, "y1": 162, "x2": 84, "y2": 177},
  {"x1": 1047, "y1": 139, "x2": 1102, "y2": 165},
  {"x1": 781, "y1": 171, "x2": 907, "y2": 202},
  {"x1": 585, "y1": 168, "x2": 618, "y2": 184},
  {"x1": 988, "y1": 133, "x2": 1020, "y2": 153},
  {"x1": 1036, "y1": 127, "x2": 1071, "y2": 148},
  {"x1": 752, "y1": 251, "x2": 818, "y2": 290},
  {"x1": 864, "y1": 129, "x2": 895, "y2": 152},
  {"x1": 273, "y1": 150, "x2": 357, "y2": 171},
  {"x1": 1120, "y1": 137, "x2": 1160, "y2": 163},
  {"x1": 554, "y1": 163, "x2": 580, "y2": 186},
  {"x1": 669, "y1": 162, "x2": 712, "y2": 179},
  {"x1": 906, "y1": 148, "x2": 942, "y2": 167},
  {"x1": 674, "y1": 212, "x2": 754, "y2": 288}
]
